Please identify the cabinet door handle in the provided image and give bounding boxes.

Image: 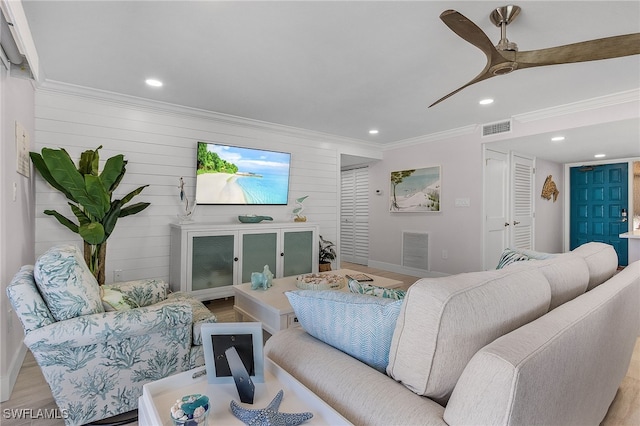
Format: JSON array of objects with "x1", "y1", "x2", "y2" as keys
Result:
[
  {"x1": 504, "y1": 222, "x2": 510, "y2": 227},
  {"x1": 234, "y1": 257, "x2": 238, "y2": 261},
  {"x1": 513, "y1": 221, "x2": 521, "y2": 226},
  {"x1": 280, "y1": 252, "x2": 285, "y2": 257}
]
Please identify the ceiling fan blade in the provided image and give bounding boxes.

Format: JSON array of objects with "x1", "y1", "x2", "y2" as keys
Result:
[
  {"x1": 439, "y1": 10, "x2": 506, "y2": 66},
  {"x1": 430, "y1": 10, "x2": 515, "y2": 107},
  {"x1": 516, "y1": 33, "x2": 640, "y2": 69},
  {"x1": 428, "y1": 69, "x2": 495, "y2": 108}
]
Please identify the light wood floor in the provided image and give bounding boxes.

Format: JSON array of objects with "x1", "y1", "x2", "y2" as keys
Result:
[{"x1": 1, "y1": 263, "x2": 637, "y2": 425}]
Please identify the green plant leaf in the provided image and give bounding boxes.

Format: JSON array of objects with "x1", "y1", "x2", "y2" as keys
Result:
[
  {"x1": 78, "y1": 146, "x2": 102, "y2": 176},
  {"x1": 119, "y1": 202, "x2": 150, "y2": 218},
  {"x1": 42, "y1": 148, "x2": 97, "y2": 212},
  {"x1": 84, "y1": 174, "x2": 110, "y2": 218},
  {"x1": 108, "y1": 159, "x2": 128, "y2": 193},
  {"x1": 101, "y1": 154, "x2": 125, "y2": 193},
  {"x1": 44, "y1": 210, "x2": 79, "y2": 234},
  {"x1": 30, "y1": 152, "x2": 76, "y2": 201},
  {"x1": 69, "y1": 203, "x2": 91, "y2": 226},
  {"x1": 102, "y1": 201, "x2": 122, "y2": 237},
  {"x1": 79, "y1": 222, "x2": 105, "y2": 245},
  {"x1": 120, "y1": 185, "x2": 149, "y2": 205}
]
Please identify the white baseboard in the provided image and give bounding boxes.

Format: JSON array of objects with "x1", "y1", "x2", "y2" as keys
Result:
[
  {"x1": 0, "y1": 343, "x2": 27, "y2": 402},
  {"x1": 367, "y1": 260, "x2": 449, "y2": 279}
]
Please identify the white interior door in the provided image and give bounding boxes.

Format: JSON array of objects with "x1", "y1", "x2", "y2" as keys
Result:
[
  {"x1": 510, "y1": 153, "x2": 535, "y2": 250},
  {"x1": 483, "y1": 149, "x2": 535, "y2": 270},
  {"x1": 340, "y1": 167, "x2": 369, "y2": 264},
  {"x1": 484, "y1": 149, "x2": 509, "y2": 270}
]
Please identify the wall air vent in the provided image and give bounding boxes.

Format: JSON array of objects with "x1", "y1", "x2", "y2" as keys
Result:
[
  {"x1": 402, "y1": 231, "x2": 429, "y2": 271},
  {"x1": 482, "y1": 119, "x2": 512, "y2": 137}
]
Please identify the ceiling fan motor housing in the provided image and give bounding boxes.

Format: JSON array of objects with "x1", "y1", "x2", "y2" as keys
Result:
[{"x1": 491, "y1": 5, "x2": 521, "y2": 52}]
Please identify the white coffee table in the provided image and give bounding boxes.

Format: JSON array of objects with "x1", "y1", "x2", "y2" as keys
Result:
[
  {"x1": 138, "y1": 357, "x2": 351, "y2": 425},
  {"x1": 233, "y1": 269, "x2": 403, "y2": 335}
]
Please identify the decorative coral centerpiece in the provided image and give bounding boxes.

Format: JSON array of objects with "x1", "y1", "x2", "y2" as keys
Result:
[
  {"x1": 170, "y1": 394, "x2": 210, "y2": 425},
  {"x1": 296, "y1": 273, "x2": 345, "y2": 290}
]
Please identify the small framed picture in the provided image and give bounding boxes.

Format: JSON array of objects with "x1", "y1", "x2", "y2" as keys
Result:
[{"x1": 201, "y1": 322, "x2": 264, "y2": 384}]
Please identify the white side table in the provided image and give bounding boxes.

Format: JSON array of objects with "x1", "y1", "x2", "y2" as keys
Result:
[{"x1": 138, "y1": 358, "x2": 351, "y2": 425}]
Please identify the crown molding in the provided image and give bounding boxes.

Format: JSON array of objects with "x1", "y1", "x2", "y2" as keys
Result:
[
  {"x1": 384, "y1": 124, "x2": 478, "y2": 150},
  {"x1": 514, "y1": 89, "x2": 640, "y2": 123},
  {"x1": 36, "y1": 80, "x2": 378, "y2": 148}
]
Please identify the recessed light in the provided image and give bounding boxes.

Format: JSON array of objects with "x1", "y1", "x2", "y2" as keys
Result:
[
  {"x1": 551, "y1": 136, "x2": 565, "y2": 142},
  {"x1": 479, "y1": 98, "x2": 494, "y2": 105},
  {"x1": 145, "y1": 79, "x2": 163, "y2": 87},
  {"x1": 369, "y1": 129, "x2": 379, "y2": 135},
  {"x1": 594, "y1": 154, "x2": 606, "y2": 158}
]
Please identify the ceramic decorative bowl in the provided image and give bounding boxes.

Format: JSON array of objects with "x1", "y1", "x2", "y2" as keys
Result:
[{"x1": 238, "y1": 215, "x2": 273, "y2": 223}]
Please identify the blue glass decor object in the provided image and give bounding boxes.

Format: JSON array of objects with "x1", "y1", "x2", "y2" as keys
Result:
[
  {"x1": 251, "y1": 265, "x2": 273, "y2": 290},
  {"x1": 263, "y1": 265, "x2": 273, "y2": 288},
  {"x1": 230, "y1": 390, "x2": 313, "y2": 426}
]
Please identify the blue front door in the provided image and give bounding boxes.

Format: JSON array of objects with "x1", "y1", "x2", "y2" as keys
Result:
[{"x1": 570, "y1": 163, "x2": 628, "y2": 266}]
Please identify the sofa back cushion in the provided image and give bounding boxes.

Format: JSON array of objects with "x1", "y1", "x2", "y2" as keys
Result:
[
  {"x1": 7, "y1": 265, "x2": 56, "y2": 333},
  {"x1": 571, "y1": 242, "x2": 618, "y2": 290},
  {"x1": 444, "y1": 261, "x2": 639, "y2": 426},
  {"x1": 505, "y1": 253, "x2": 590, "y2": 309},
  {"x1": 34, "y1": 244, "x2": 104, "y2": 321},
  {"x1": 387, "y1": 268, "x2": 551, "y2": 405}
]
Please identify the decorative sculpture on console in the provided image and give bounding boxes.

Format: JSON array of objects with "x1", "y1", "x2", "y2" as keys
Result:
[
  {"x1": 293, "y1": 195, "x2": 308, "y2": 222},
  {"x1": 178, "y1": 177, "x2": 197, "y2": 222},
  {"x1": 251, "y1": 265, "x2": 273, "y2": 290}
]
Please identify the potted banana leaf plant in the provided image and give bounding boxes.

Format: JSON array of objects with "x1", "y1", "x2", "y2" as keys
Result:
[{"x1": 30, "y1": 145, "x2": 150, "y2": 285}]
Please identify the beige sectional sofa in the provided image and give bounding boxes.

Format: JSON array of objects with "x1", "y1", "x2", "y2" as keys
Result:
[{"x1": 265, "y1": 242, "x2": 639, "y2": 425}]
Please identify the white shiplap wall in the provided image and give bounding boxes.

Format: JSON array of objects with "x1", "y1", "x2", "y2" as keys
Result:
[{"x1": 34, "y1": 85, "x2": 367, "y2": 284}]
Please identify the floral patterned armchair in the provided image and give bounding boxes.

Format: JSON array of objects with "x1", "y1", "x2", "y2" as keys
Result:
[{"x1": 6, "y1": 245, "x2": 216, "y2": 426}]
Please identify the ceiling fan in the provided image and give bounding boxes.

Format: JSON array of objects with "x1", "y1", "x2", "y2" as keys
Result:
[{"x1": 429, "y1": 5, "x2": 640, "y2": 107}]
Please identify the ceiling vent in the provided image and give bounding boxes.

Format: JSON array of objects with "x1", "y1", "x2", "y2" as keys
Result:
[{"x1": 482, "y1": 119, "x2": 512, "y2": 137}]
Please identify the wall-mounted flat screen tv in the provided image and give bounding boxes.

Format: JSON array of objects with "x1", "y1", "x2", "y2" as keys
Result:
[{"x1": 196, "y1": 142, "x2": 291, "y2": 205}]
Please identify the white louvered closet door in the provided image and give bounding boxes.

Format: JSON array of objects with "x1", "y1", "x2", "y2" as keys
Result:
[
  {"x1": 510, "y1": 153, "x2": 535, "y2": 250},
  {"x1": 340, "y1": 167, "x2": 369, "y2": 265}
]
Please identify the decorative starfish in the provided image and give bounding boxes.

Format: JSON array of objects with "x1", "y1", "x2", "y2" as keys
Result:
[{"x1": 230, "y1": 389, "x2": 313, "y2": 426}]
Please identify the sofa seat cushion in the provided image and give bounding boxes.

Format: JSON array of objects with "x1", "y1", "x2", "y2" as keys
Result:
[
  {"x1": 33, "y1": 244, "x2": 104, "y2": 321},
  {"x1": 571, "y1": 242, "x2": 618, "y2": 290},
  {"x1": 387, "y1": 268, "x2": 551, "y2": 405},
  {"x1": 286, "y1": 290, "x2": 403, "y2": 372},
  {"x1": 505, "y1": 253, "x2": 590, "y2": 309},
  {"x1": 265, "y1": 327, "x2": 448, "y2": 426}
]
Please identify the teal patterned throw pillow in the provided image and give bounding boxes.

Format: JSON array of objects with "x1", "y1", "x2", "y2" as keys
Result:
[
  {"x1": 496, "y1": 248, "x2": 557, "y2": 269},
  {"x1": 34, "y1": 244, "x2": 104, "y2": 321},
  {"x1": 348, "y1": 278, "x2": 406, "y2": 300},
  {"x1": 286, "y1": 290, "x2": 403, "y2": 372}
]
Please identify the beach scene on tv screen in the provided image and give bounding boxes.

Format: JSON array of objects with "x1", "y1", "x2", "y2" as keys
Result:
[{"x1": 196, "y1": 143, "x2": 291, "y2": 204}]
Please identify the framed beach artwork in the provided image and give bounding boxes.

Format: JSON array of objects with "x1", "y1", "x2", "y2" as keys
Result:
[{"x1": 390, "y1": 166, "x2": 441, "y2": 212}]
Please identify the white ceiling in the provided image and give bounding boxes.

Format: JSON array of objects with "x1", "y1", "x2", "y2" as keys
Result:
[{"x1": 15, "y1": 1, "x2": 640, "y2": 163}]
